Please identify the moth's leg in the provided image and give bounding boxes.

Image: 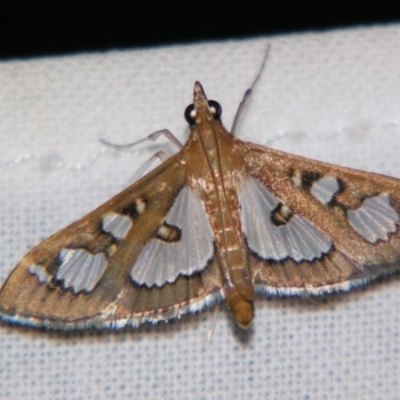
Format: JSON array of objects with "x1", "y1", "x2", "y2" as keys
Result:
[
  {"x1": 231, "y1": 44, "x2": 271, "y2": 136},
  {"x1": 130, "y1": 150, "x2": 169, "y2": 182},
  {"x1": 101, "y1": 130, "x2": 182, "y2": 184},
  {"x1": 100, "y1": 129, "x2": 183, "y2": 150}
]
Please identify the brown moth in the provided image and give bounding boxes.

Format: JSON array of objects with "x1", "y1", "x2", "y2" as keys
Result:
[{"x1": 1, "y1": 76, "x2": 400, "y2": 331}]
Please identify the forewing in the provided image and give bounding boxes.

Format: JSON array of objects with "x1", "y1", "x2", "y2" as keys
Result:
[
  {"x1": 0, "y1": 155, "x2": 222, "y2": 329},
  {"x1": 240, "y1": 142, "x2": 400, "y2": 295}
]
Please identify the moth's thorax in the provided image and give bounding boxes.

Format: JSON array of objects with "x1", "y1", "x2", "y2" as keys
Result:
[
  {"x1": 183, "y1": 83, "x2": 254, "y2": 324},
  {"x1": 186, "y1": 82, "x2": 248, "y2": 193}
]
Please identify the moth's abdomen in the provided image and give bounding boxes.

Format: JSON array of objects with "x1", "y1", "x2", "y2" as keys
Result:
[{"x1": 225, "y1": 288, "x2": 254, "y2": 329}]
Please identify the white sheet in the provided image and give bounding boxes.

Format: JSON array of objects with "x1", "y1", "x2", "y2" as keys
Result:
[{"x1": 1, "y1": 25, "x2": 400, "y2": 399}]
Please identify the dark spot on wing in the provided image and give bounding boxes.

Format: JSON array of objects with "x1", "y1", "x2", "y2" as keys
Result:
[
  {"x1": 301, "y1": 171, "x2": 322, "y2": 191},
  {"x1": 156, "y1": 223, "x2": 182, "y2": 243},
  {"x1": 121, "y1": 198, "x2": 146, "y2": 219},
  {"x1": 270, "y1": 203, "x2": 293, "y2": 226}
]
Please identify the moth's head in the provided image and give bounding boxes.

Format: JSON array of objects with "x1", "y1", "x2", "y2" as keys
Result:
[{"x1": 184, "y1": 81, "x2": 222, "y2": 126}]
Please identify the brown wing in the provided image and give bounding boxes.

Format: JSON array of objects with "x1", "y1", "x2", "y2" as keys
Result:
[
  {"x1": 241, "y1": 141, "x2": 400, "y2": 295},
  {"x1": 0, "y1": 154, "x2": 223, "y2": 329}
]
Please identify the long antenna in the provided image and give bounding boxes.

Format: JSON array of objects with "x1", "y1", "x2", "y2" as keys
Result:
[{"x1": 230, "y1": 44, "x2": 271, "y2": 136}]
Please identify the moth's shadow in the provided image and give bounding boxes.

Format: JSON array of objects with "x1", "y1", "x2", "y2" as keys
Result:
[{"x1": 231, "y1": 322, "x2": 254, "y2": 345}]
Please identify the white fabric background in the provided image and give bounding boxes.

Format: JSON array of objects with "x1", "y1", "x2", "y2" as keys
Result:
[{"x1": 1, "y1": 25, "x2": 400, "y2": 399}]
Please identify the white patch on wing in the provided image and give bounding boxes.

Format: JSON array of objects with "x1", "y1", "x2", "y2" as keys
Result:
[
  {"x1": 157, "y1": 225, "x2": 174, "y2": 239},
  {"x1": 291, "y1": 170, "x2": 302, "y2": 187},
  {"x1": 311, "y1": 176, "x2": 339, "y2": 204},
  {"x1": 239, "y1": 177, "x2": 331, "y2": 261},
  {"x1": 130, "y1": 187, "x2": 214, "y2": 287},
  {"x1": 102, "y1": 212, "x2": 133, "y2": 240},
  {"x1": 56, "y1": 249, "x2": 107, "y2": 293},
  {"x1": 348, "y1": 194, "x2": 399, "y2": 243},
  {"x1": 135, "y1": 198, "x2": 146, "y2": 214},
  {"x1": 28, "y1": 264, "x2": 52, "y2": 284},
  {"x1": 292, "y1": 176, "x2": 302, "y2": 187}
]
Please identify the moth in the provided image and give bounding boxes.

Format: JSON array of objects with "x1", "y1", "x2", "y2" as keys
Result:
[{"x1": 1, "y1": 70, "x2": 400, "y2": 331}]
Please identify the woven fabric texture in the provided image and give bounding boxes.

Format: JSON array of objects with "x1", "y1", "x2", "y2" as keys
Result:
[{"x1": 1, "y1": 25, "x2": 400, "y2": 399}]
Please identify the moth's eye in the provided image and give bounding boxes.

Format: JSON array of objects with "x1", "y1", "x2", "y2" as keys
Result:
[
  {"x1": 184, "y1": 104, "x2": 196, "y2": 125},
  {"x1": 208, "y1": 100, "x2": 222, "y2": 120}
]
